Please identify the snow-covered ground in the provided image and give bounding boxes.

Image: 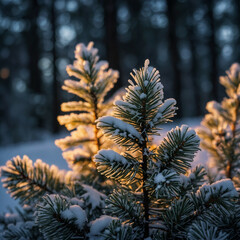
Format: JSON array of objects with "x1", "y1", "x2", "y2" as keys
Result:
[{"x1": 0, "y1": 118, "x2": 208, "y2": 213}]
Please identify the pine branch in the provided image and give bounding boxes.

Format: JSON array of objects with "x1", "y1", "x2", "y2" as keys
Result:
[
  {"x1": 154, "y1": 125, "x2": 200, "y2": 175},
  {"x1": 36, "y1": 194, "x2": 87, "y2": 240},
  {"x1": 3, "y1": 222, "x2": 41, "y2": 240},
  {"x1": 94, "y1": 150, "x2": 141, "y2": 184},
  {"x1": 95, "y1": 59, "x2": 203, "y2": 238},
  {"x1": 179, "y1": 165, "x2": 207, "y2": 195},
  {"x1": 105, "y1": 189, "x2": 143, "y2": 225},
  {"x1": 198, "y1": 63, "x2": 240, "y2": 181},
  {"x1": 102, "y1": 220, "x2": 139, "y2": 240},
  {"x1": 61, "y1": 101, "x2": 93, "y2": 112},
  {"x1": 56, "y1": 134, "x2": 95, "y2": 151},
  {"x1": 56, "y1": 42, "x2": 119, "y2": 177},
  {"x1": 191, "y1": 179, "x2": 239, "y2": 219},
  {"x1": 1, "y1": 156, "x2": 68, "y2": 204},
  {"x1": 188, "y1": 221, "x2": 229, "y2": 240},
  {"x1": 162, "y1": 197, "x2": 194, "y2": 237},
  {"x1": 96, "y1": 116, "x2": 143, "y2": 149},
  {"x1": 58, "y1": 113, "x2": 94, "y2": 131}
]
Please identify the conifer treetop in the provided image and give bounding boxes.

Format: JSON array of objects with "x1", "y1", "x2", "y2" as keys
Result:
[
  {"x1": 198, "y1": 63, "x2": 240, "y2": 180},
  {"x1": 94, "y1": 60, "x2": 204, "y2": 239},
  {"x1": 55, "y1": 42, "x2": 120, "y2": 180}
]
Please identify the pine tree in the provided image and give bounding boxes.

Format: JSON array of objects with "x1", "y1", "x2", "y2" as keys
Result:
[
  {"x1": 94, "y1": 60, "x2": 240, "y2": 239},
  {"x1": 198, "y1": 63, "x2": 240, "y2": 183},
  {"x1": 0, "y1": 42, "x2": 118, "y2": 239},
  {"x1": 0, "y1": 154, "x2": 108, "y2": 239},
  {"x1": 1, "y1": 54, "x2": 239, "y2": 239},
  {"x1": 55, "y1": 41, "x2": 119, "y2": 186}
]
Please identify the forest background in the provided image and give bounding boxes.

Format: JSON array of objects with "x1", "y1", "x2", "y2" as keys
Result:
[{"x1": 0, "y1": 0, "x2": 239, "y2": 145}]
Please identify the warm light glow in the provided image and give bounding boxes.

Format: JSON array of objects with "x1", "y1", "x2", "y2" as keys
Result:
[{"x1": 0, "y1": 68, "x2": 10, "y2": 79}]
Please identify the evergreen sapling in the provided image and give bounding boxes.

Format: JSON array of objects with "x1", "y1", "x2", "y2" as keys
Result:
[
  {"x1": 0, "y1": 42, "x2": 118, "y2": 239},
  {"x1": 94, "y1": 60, "x2": 239, "y2": 239},
  {"x1": 198, "y1": 63, "x2": 240, "y2": 184},
  {"x1": 0, "y1": 50, "x2": 239, "y2": 239},
  {"x1": 55, "y1": 41, "x2": 120, "y2": 187}
]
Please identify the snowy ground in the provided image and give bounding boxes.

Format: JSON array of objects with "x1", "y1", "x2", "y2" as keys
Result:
[{"x1": 0, "y1": 118, "x2": 208, "y2": 213}]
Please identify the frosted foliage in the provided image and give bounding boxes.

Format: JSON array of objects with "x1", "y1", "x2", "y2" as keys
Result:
[
  {"x1": 66, "y1": 41, "x2": 119, "y2": 89},
  {"x1": 227, "y1": 63, "x2": 240, "y2": 79},
  {"x1": 151, "y1": 98, "x2": 177, "y2": 127},
  {"x1": 1, "y1": 155, "x2": 72, "y2": 191},
  {"x1": 55, "y1": 41, "x2": 120, "y2": 180},
  {"x1": 154, "y1": 173, "x2": 166, "y2": 183},
  {"x1": 75, "y1": 42, "x2": 98, "y2": 59},
  {"x1": 89, "y1": 215, "x2": 117, "y2": 237},
  {"x1": 112, "y1": 59, "x2": 174, "y2": 132},
  {"x1": 58, "y1": 113, "x2": 94, "y2": 131},
  {"x1": 196, "y1": 179, "x2": 239, "y2": 201},
  {"x1": 97, "y1": 116, "x2": 142, "y2": 141},
  {"x1": 94, "y1": 149, "x2": 128, "y2": 165},
  {"x1": 94, "y1": 60, "x2": 210, "y2": 238},
  {"x1": 140, "y1": 93, "x2": 147, "y2": 99},
  {"x1": 206, "y1": 101, "x2": 222, "y2": 116},
  {"x1": 70, "y1": 197, "x2": 84, "y2": 207},
  {"x1": 153, "y1": 169, "x2": 180, "y2": 198},
  {"x1": 62, "y1": 148, "x2": 92, "y2": 172},
  {"x1": 160, "y1": 98, "x2": 176, "y2": 111},
  {"x1": 113, "y1": 60, "x2": 177, "y2": 136},
  {"x1": 82, "y1": 184, "x2": 106, "y2": 210},
  {"x1": 63, "y1": 147, "x2": 90, "y2": 161},
  {"x1": 188, "y1": 221, "x2": 229, "y2": 240},
  {"x1": 56, "y1": 126, "x2": 95, "y2": 150},
  {"x1": 61, "y1": 205, "x2": 87, "y2": 230},
  {"x1": 2, "y1": 213, "x2": 21, "y2": 223},
  {"x1": 198, "y1": 63, "x2": 240, "y2": 180}
]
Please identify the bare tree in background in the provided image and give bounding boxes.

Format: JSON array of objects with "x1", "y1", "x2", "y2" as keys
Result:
[
  {"x1": 24, "y1": 0, "x2": 43, "y2": 128},
  {"x1": 236, "y1": 0, "x2": 240, "y2": 62},
  {"x1": 25, "y1": 0, "x2": 41, "y2": 94},
  {"x1": 166, "y1": 0, "x2": 182, "y2": 117},
  {"x1": 206, "y1": 0, "x2": 218, "y2": 100},
  {"x1": 103, "y1": 0, "x2": 122, "y2": 89},
  {"x1": 187, "y1": 0, "x2": 201, "y2": 116},
  {"x1": 51, "y1": 0, "x2": 59, "y2": 133}
]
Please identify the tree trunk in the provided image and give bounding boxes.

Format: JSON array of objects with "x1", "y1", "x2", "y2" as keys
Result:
[
  {"x1": 26, "y1": 0, "x2": 41, "y2": 94},
  {"x1": 206, "y1": 0, "x2": 218, "y2": 100},
  {"x1": 166, "y1": 0, "x2": 182, "y2": 117},
  {"x1": 103, "y1": 0, "x2": 122, "y2": 89},
  {"x1": 236, "y1": 0, "x2": 240, "y2": 62},
  {"x1": 25, "y1": 0, "x2": 43, "y2": 128},
  {"x1": 187, "y1": 1, "x2": 201, "y2": 116},
  {"x1": 51, "y1": 0, "x2": 59, "y2": 133}
]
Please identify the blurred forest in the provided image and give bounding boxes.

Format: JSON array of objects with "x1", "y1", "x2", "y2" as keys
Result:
[{"x1": 0, "y1": 0, "x2": 239, "y2": 145}]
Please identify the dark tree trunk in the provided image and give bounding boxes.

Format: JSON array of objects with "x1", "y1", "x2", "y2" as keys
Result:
[
  {"x1": 128, "y1": 0, "x2": 143, "y2": 68},
  {"x1": 236, "y1": 0, "x2": 240, "y2": 62},
  {"x1": 166, "y1": 0, "x2": 182, "y2": 117},
  {"x1": 51, "y1": 0, "x2": 59, "y2": 133},
  {"x1": 187, "y1": 1, "x2": 201, "y2": 116},
  {"x1": 24, "y1": 0, "x2": 43, "y2": 128},
  {"x1": 26, "y1": 0, "x2": 41, "y2": 94},
  {"x1": 103, "y1": 0, "x2": 122, "y2": 89},
  {"x1": 206, "y1": 0, "x2": 218, "y2": 100}
]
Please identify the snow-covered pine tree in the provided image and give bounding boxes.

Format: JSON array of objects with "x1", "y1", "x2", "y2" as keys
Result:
[
  {"x1": 55, "y1": 42, "x2": 119, "y2": 186},
  {"x1": 0, "y1": 42, "x2": 117, "y2": 239},
  {"x1": 0, "y1": 154, "x2": 109, "y2": 239},
  {"x1": 198, "y1": 63, "x2": 240, "y2": 184},
  {"x1": 94, "y1": 60, "x2": 240, "y2": 239}
]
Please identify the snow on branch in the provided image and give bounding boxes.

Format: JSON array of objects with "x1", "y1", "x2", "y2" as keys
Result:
[
  {"x1": 155, "y1": 125, "x2": 200, "y2": 174},
  {"x1": 58, "y1": 113, "x2": 94, "y2": 131},
  {"x1": 94, "y1": 150, "x2": 140, "y2": 183},
  {"x1": 96, "y1": 116, "x2": 143, "y2": 148},
  {"x1": 0, "y1": 156, "x2": 70, "y2": 204}
]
